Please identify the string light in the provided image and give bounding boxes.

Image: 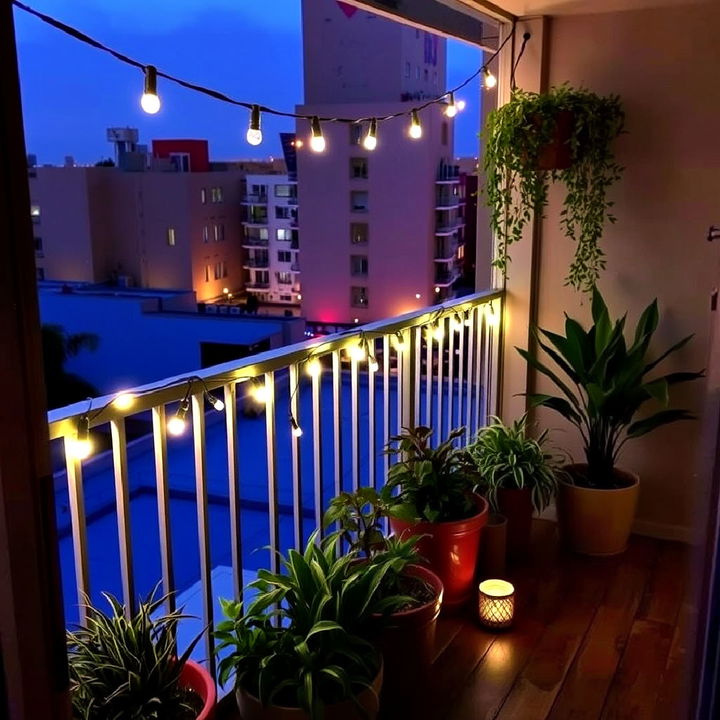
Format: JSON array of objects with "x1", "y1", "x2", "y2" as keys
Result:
[
  {"x1": 113, "y1": 392, "x2": 134, "y2": 410},
  {"x1": 167, "y1": 398, "x2": 189, "y2": 436},
  {"x1": 68, "y1": 415, "x2": 93, "y2": 460},
  {"x1": 205, "y1": 391, "x2": 225, "y2": 412},
  {"x1": 483, "y1": 66, "x2": 497, "y2": 89},
  {"x1": 432, "y1": 323, "x2": 445, "y2": 341},
  {"x1": 485, "y1": 303, "x2": 500, "y2": 328},
  {"x1": 409, "y1": 109, "x2": 422, "y2": 140},
  {"x1": 250, "y1": 380, "x2": 269, "y2": 405},
  {"x1": 140, "y1": 65, "x2": 161, "y2": 114},
  {"x1": 435, "y1": 287, "x2": 441, "y2": 294},
  {"x1": 348, "y1": 339, "x2": 366, "y2": 362},
  {"x1": 246, "y1": 104, "x2": 262, "y2": 146},
  {"x1": 306, "y1": 358, "x2": 322, "y2": 378},
  {"x1": 310, "y1": 116, "x2": 325, "y2": 153},
  {"x1": 368, "y1": 352, "x2": 379, "y2": 373},
  {"x1": 444, "y1": 92, "x2": 458, "y2": 118},
  {"x1": 363, "y1": 118, "x2": 378, "y2": 151},
  {"x1": 222, "y1": 287, "x2": 229, "y2": 294},
  {"x1": 290, "y1": 416, "x2": 303, "y2": 438},
  {"x1": 415, "y1": 293, "x2": 422, "y2": 300}
]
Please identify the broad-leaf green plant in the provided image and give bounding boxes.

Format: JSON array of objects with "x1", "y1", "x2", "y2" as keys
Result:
[
  {"x1": 67, "y1": 587, "x2": 203, "y2": 720},
  {"x1": 468, "y1": 414, "x2": 560, "y2": 513},
  {"x1": 483, "y1": 85, "x2": 624, "y2": 291},
  {"x1": 383, "y1": 426, "x2": 479, "y2": 523},
  {"x1": 517, "y1": 287, "x2": 704, "y2": 488}
]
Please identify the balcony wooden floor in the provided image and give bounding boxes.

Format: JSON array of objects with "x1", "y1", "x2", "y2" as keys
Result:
[{"x1": 218, "y1": 520, "x2": 695, "y2": 720}]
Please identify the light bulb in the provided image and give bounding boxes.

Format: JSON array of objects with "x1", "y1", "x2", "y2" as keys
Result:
[
  {"x1": 291, "y1": 416, "x2": 303, "y2": 438},
  {"x1": 415, "y1": 293, "x2": 422, "y2": 300},
  {"x1": 167, "y1": 416, "x2": 186, "y2": 436},
  {"x1": 409, "y1": 110, "x2": 422, "y2": 139},
  {"x1": 306, "y1": 359, "x2": 322, "y2": 378},
  {"x1": 246, "y1": 105, "x2": 262, "y2": 146},
  {"x1": 113, "y1": 392, "x2": 134, "y2": 410},
  {"x1": 349, "y1": 341, "x2": 366, "y2": 362},
  {"x1": 223, "y1": 287, "x2": 229, "y2": 294},
  {"x1": 140, "y1": 65, "x2": 161, "y2": 114},
  {"x1": 483, "y1": 67, "x2": 497, "y2": 89},
  {"x1": 310, "y1": 116, "x2": 325, "y2": 153},
  {"x1": 297, "y1": 293, "x2": 302, "y2": 300},
  {"x1": 368, "y1": 355, "x2": 379, "y2": 373},
  {"x1": 363, "y1": 118, "x2": 378, "y2": 151},
  {"x1": 456, "y1": 99, "x2": 467, "y2": 112},
  {"x1": 444, "y1": 92, "x2": 457, "y2": 118},
  {"x1": 294, "y1": 139, "x2": 304, "y2": 149},
  {"x1": 432, "y1": 323, "x2": 445, "y2": 341},
  {"x1": 251, "y1": 382, "x2": 269, "y2": 404},
  {"x1": 434, "y1": 286, "x2": 440, "y2": 294},
  {"x1": 209, "y1": 395, "x2": 225, "y2": 412},
  {"x1": 69, "y1": 436, "x2": 93, "y2": 460}
]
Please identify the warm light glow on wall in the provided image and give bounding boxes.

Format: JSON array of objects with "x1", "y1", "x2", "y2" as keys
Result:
[
  {"x1": 113, "y1": 392, "x2": 135, "y2": 410},
  {"x1": 478, "y1": 579, "x2": 515, "y2": 630},
  {"x1": 485, "y1": 303, "x2": 500, "y2": 328}
]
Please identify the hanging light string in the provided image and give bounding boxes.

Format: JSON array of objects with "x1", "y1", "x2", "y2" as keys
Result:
[{"x1": 12, "y1": 0, "x2": 518, "y2": 131}]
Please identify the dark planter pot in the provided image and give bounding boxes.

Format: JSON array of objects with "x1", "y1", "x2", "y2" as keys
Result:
[
  {"x1": 365, "y1": 564, "x2": 443, "y2": 711},
  {"x1": 179, "y1": 660, "x2": 216, "y2": 720},
  {"x1": 390, "y1": 493, "x2": 489, "y2": 610},
  {"x1": 534, "y1": 109, "x2": 575, "y2": 171},
  {"x1": 479, "y1": 513, "x2": 507, "y2": 578},
  {"x1": 235, "y1": 661, "x2": 383, "y2": 720},
  {"x1": 557, "y1": 463, "x2": 639, "y2": 556},
  {"x1": 497, "y1": 487, "x2": 534, "y2": 559}
]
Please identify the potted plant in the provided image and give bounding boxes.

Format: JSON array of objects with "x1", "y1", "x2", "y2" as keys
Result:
[
  {"x1": 483, "y1": 85, "x2": 624, "y2": 291},
  {"x1": 67, "y1": 588, "x2": 215, "y2": 720},
  {"x1": 468, "y1": 414, "x2": 560, "y2": 558},
  {"x1": 382, "y1": 426, "x2": 488, "y2": 609},
  {"x1": 215, "y1": 532, "x2": 404, "y2": 719},
  {"x1": 324, "y1": 487, "x2": 443, "y2": 706},
  {"x1": 517, "y1": 287, "x2": 703, "y2": 555}
]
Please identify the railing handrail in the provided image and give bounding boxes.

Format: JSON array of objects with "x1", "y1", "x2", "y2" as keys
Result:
[{"x1": 47, "y1": 289, "x2": 503, "y2": 439}]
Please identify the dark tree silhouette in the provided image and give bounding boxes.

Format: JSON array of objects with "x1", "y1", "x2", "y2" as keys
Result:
[{"x1": 42, "y1": 324, "x2": 99, "y2": 409}]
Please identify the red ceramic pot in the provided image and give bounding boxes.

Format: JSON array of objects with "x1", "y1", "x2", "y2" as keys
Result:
[
  {"x1": 179, "y1": 659, "x2": 216, "y2": 720},
  {"x1": 390, "y1": 494, "x2": 489, "y2": 610},
  {"x1": 235, "y1": 660, "x2": 383, "y2": 720},
  {"x1": 497, "y1": 487, "x2": 533, "y2": 559}
]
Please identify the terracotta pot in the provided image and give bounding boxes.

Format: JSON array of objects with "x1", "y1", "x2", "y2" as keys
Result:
[
  {"x1": 179, "y1": 660, "x2": 216, "y2": 720},
  {"x1": 479, "y1": 513, "x2": 507, "y2": 578},
  {"x1": 535, "y1": 109, "x2": 575, "y2": 170},
  {"x1": 235, "y1": 661, "x2": 383, "y2": 720},
  {"x1": 390, "y1": 493, "x2": 489, "y2": 609},
  {"x1": 497, "y1": 487, "x2": 533, "y2": 559},
  {"x1": 365, "y1": 564, "x2": 442, "y2": 709},
  {"x1": 557, "y1": 464, "x2": 639, "y2": 556}
]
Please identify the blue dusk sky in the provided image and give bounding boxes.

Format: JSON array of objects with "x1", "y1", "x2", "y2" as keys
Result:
[{"x1": 13, "y1": 0, "x2": 483, "y2": 165}]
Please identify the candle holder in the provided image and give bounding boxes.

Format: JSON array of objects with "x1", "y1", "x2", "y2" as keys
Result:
[{"x1": 478, "y1": 579, "x2": 515, "y2": 630}]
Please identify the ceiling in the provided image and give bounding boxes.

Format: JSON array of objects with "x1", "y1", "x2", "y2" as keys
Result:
[{"x1": 460, "y1": 0, "x2": 710, "y2": 18}]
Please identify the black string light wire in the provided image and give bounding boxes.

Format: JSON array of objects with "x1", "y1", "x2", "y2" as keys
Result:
[{"x1": 12, "y1": 0, "x2": 521, "y2": 149}]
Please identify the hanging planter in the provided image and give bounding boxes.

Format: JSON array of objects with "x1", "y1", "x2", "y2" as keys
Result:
[{"x1": 483, "y1": 85, "x2": 624, "y2": 291}]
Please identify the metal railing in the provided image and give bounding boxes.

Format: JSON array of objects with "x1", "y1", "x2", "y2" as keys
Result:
[{"x1": 48, "y1": 289, "x2": 503, "y2": 679}]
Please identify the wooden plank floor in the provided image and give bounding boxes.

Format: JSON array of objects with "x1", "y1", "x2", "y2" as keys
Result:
[{"x1": 219, "y1": 520, "x2": 695, "y2": 720}]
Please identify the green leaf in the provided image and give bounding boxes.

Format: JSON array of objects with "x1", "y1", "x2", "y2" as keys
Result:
[{"x1": 627, "y1": 409, "x2": 695, "y2": 438}]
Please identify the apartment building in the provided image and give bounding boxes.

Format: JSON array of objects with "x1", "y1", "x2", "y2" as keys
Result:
[
  {"x1": 29, "y1": 132, "x2": 282, "y2": 303},
  {"x1": 241, "y1": 174, "x2": 301, "y2": 305},
  {"x1": 296, "y1": 0, "x2": 465, "y2": 324}
]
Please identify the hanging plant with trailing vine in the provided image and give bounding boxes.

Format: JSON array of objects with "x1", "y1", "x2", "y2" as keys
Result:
[{"x1": 482, "y1": 85, "x2": 624, "y2": 291}]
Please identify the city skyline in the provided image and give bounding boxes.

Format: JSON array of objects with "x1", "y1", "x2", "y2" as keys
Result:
[{"x1": 13, "y1": 0, "x2": 483, "y2": 165}]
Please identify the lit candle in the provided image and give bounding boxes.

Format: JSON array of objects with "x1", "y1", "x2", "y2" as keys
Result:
[{"x1": 478, "y1": 579, "x2": 515, "y2": 630}]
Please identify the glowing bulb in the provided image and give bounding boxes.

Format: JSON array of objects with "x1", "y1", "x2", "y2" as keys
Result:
[
  {"x1": 246, "y1": 104, "x2": 262, "y2": 146},
  {"x1": 68, "y1": 436, "x2": 93, "y2": 460},
  {"x1": 409, "y1": 109, "x2": 422, "y2": 140},
  {"x1": 464, "y1": 313, "x2": 473, "y2": 327},
  {"x1": 297, "y1": 293, "x2": 303, "y2": 300},
  {"x1": 140, "y1": 65, "x2": 161, "y2": 114},
  {"x1": 363, "y1": 118, "x2": 378, "y2": 151},
  {"x1": 227, "y1": 293, "x2": 233, "y2": 299},
  {"x1": 294, "y1": 139, "x2": 304, "y2": 149},
  {"x1": 310, "y1": 116, "x2": 325, "y2": 153},
  {"x1": 432, "y1": 323, "x2": 445, "y2": 341},
  {"x1": 222, "y1": 287, "x2": 229, "y2": 294},
  {"x1": 251, "y1": 382, "x2": 269, "y2": 404},
  {"x1": 415, "y1": 293, "x2": 422, "y2": 300},
  {"x1": 485, "y1": 304, "x2": 500, "y2": 328},
  {"x1": 349, "y1": 341, "x2": 366, "y2": 362},
  {"x1": 209, "y1": 395, "x2": 225, "y2": 412},
  {"x1": 483, "y1": 67, "x2": 497, "y2": 89},
  {"x1": 444, "y1": 92, "x2": 458, "y2": 118},
  {"x1": 291, "y1": 416, "x2": 303, "y2": 438},
  {"x1": 435, "y1": 287, "x2": 441, "y2": 294},
  {"x1": 306, "y1": 359, "x2": 322, "y2": 378},
  {"x1": 354, "y1": 318, "x2": 359, "y2": 324},
  {"x1": 368, "y1": 355, "x2": 379, "y2": 373},
  {"x1": 113, "y1": 392, "x2": 134, "y2": 410},
  {"x1": 393, "y1": 333, "x2": 407, "y2": 353},
  {"x1": 456, "y1": 99, "x2": 467, "y2": 112},
  {"x1": 167, "y1": 416, "x2": 186, "y2": 436}
]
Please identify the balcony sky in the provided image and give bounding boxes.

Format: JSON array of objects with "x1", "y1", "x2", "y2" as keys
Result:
[{"x1": 14, "y1": 0, "x2": 482, "y2": 165}]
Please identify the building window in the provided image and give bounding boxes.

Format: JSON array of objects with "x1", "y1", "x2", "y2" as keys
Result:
[
  {"x1": 259, "y1": 227, "x2": 269, "y2": 240},
  {"x1": 350, "y1": 222, "x2": 368, "y2": 245},
  {"x1": 170, "y1": 153, "x2": 190, "y2": 172},
  {"x1": 211, "y1": 187, "x2": 224, "y2": 203},
  {"x1": 277, "y1": 250, "x2": 292, "y2": 263},
  {"x1": 30, "y1": 204, "x2": 40, "y2": 223},
  {"x1": 167, "y1": 228, "x2": 176, "y2": 246},
  {"x1": 350, "y1": 191, "x2": 369, "y2": 213},
  {"x1": 441, "y1": 121, "x2": 448, "y2": 146},
  {"x1": 350, "y1": 124, "x2": 363, "y2": 146},
  {"x1": 405, "y1": 61, "x2": 411, "y2": 78},
  {"x1": 276, "y1": 206, "x2": 292, "y2": 219},
  {"x1": 280, "y1": 294, "x2": 292, "y2": 302},
  {"x1": 34, "y1": 237, "x2": 43, "y2": 252},
  {"x1": 202, "y1": 225, "x2": 209, "y2": 243},
  {"x1": 350, "y1": 157, "x2": 368, "y2": 179},
  {"x1": 252, "y1": 184, "x2": 267, "y2": 197},
  {"x1": 424, "y1": 68, "x2": 429, "y2": 82},
  {"x1": 277, "y1": 271, "x2": 293, "y2": 285},
  {"x1": 213, "y1": 223, "x2": 224, "y2": 242},
  {"x1": 36, "y1": 267, "x2": 45, "y2": 280},
  {"x1": 277, "y1": 228, "x2": 292, "y2": 241},
  {"x1": 350, "y1": 255, "x2": 368, "y2": 277},
  {"x1": 201, "y1": 188, "x2": 207, "y2": 204},
  {"x1": 205, "y1": 265, "x2": 210, "y2": 282},
  {"x1": 274, "y1": 184, "x2": 294, "y2": 198},
  {"x1": 457, "y1": 245, "x2": 465, "y2": 260},
  {"x1": 351, "y1": 286, "x2": 368, "y2": 308},
  {"x1": 256, "y1": 270, "x2": 269, "y2": 284}
]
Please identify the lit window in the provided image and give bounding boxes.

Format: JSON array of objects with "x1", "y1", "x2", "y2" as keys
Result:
[
  {"x1": 259, "y1": 228, "x2": 269, "y2": 240},
  {"x1": 350, "y1": 223, "x2": 368, "y2": 245},
  {"x1": 277, "y1": 271, "x2": 293, "y2": 285},
  {"x1": 277, "y1": 228, "x2": 292, "y2": 241},
  {"x1": 30, "y1": 204, "x2": 40, "y2": 222},
  {"x1": 350, "y1": 255, "x2": 368, "y2": 277},
  {"x1": 351, "y1": 286, "x2": 368, "y2": 308},
  {"x1": 202, "y1": 226, "x2": 209, "y2": 243},
  {"x1": 201, "y1": 188, "x2": 207, "y2": 204},
  {"x1": 350, "y1": 158, "x2": 368, "y2": 179},
  {"x1": 167, "y1": 228, "x2": 176, "y2": 246},
  {"x1": 350, "y1": 191, "x2": 369, "y2": 213}
]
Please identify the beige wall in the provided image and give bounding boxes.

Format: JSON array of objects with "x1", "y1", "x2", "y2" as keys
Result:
[{"x1": 505, "y1": 2, "x2": 720, "y2": 539}]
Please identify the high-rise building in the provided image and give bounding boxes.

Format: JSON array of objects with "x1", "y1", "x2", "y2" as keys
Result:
[
  {"x1": 28, "y1": 133, "x2": 284, "y2": 303},
  {"x1": 296, "y1": 0, "x2": 464, "y2": 325}
]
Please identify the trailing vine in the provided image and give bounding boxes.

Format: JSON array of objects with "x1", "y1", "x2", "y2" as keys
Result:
[{"x1": 482, "y1": 85, "x2": 624, "y2": 291}]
